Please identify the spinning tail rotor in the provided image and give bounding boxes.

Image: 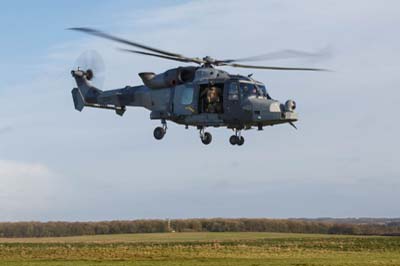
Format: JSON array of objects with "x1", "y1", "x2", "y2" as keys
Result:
[{"x1": 74, "y1": 50, "x2": 106, "y2": 89}]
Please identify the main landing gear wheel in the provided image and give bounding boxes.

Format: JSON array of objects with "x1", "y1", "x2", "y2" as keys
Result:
[
  {"x1": 199, "y1": 128, "x2": 212, "y2": 145},
  {"x1": 230, "y1": 135, "x2": 238, "y2": 145},
  {"x1": 153, "y1": 127, "x2": 165, "y2": 140},
  {"x1": 237, "y1": 136, "x2": 245, "y2": 146},
  {"x1": 201, "y1": 132, "x2": 212, "y2": 145},
  {"x1": 230, "y1": 130, "x2": 245, "y2": 146}
]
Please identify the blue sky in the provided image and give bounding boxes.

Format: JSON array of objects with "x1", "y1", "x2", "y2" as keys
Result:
[
  {"x1": 0, "y1": 0, "x2": 399, "y2": 221},
  {"x1": 0, "y1": 1, "x2": 185, "y2": 86}
]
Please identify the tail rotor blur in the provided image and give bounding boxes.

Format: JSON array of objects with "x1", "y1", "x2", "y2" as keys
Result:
[{"x1": 74, "y1": 50, "x2": 105, "y2": 89}]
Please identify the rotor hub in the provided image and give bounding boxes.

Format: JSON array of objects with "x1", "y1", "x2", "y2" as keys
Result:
[{"x1": 203, "y1": 56, "x2": 216, "y2": 64}]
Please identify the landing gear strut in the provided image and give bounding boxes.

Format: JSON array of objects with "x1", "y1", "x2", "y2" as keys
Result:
[
  {"x1": 199, "y1": 127, "x2": 212, "y2": 145},
  {"x1": 153, "y1": 120, "x2": 167, "y2": 140},
  {"x1": 229, "y1": 129, "x2": 244, "y2": 146}
]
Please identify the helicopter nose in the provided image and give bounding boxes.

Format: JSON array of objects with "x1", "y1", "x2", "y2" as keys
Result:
[
  {"x1": 269, "y1": 102, "x2": 281, "y2": 112},
  {"x1": 281, "y1": 99, "x2": 298, "y2": 122},
  {"x1": 247, "y1": 98, "x2": 282, "y2": 121},
  {"x1": 246, "y1": 98, "x2": 298, "y2": 125}
]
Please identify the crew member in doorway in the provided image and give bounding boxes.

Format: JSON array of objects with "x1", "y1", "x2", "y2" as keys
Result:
[{"x1": 205, "y1": 86, "x2": 222, "y2": 113}]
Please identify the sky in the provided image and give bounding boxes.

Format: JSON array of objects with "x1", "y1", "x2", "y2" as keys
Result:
[{"x1": 0, "y1": 0, "x2": 399, "y2": 221}]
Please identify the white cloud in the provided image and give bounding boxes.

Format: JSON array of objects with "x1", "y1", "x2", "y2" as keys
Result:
[{"x1": 0, "y1": 160, "x2": 57, "y2": 221}]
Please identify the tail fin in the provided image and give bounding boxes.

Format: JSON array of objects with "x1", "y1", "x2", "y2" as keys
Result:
[
  {"x1": 71, "y1": 87, "x2": 85, "y2": 111},
  {"x1": 71, "y1": 70, "x2": 102, "y2": 112}
]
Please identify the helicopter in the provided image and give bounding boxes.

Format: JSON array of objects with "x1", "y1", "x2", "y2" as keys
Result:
[{"x1": 70, "y1": 28, "x2": 326, "y2": 146}]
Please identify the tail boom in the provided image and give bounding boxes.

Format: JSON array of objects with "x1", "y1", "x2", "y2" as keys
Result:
[{"x1": 71, "y1": 70, "x2": 126, "y2": 116}]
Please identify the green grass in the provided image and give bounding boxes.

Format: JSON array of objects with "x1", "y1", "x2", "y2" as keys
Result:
[{"x1": 0, "y1": 232, "x2": 399, "y2": 266}]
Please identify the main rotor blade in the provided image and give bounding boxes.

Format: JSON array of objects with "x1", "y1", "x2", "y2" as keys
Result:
[
  {"x1": 216, "y1": 49, "x2": 330, "y2": 64},
  {"x1": 119, "y1": 48, "x2": 202, "y2": 64},
  {"x1": 221, "y1": 63, "x2": 328, "y2": 71},
  {"x1": 69, "y1": 27, "x2": 198, "y2": 62}
]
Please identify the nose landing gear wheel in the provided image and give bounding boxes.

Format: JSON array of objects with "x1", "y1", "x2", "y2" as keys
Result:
[
  {"x1": 201, "y1": 132, "x2": 212, "y2": 145},
  {"x1": 153, "y1": 127, "x2": 165, "y2": 140},
  {"x1": 237, "y1": 136, "x2": 245, "y2": 146}
]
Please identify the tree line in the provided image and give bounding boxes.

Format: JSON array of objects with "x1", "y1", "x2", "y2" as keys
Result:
[{"x1": 0, "y1": 218, "x2": 399, "y2": 238}]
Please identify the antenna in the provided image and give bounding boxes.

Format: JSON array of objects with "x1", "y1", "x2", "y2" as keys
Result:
[{"x1": 167, "y1": 219, "x2": 175, "y2": 233}]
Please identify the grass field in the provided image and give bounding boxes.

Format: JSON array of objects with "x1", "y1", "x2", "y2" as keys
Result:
[{"x1": 0, "y1": 232, "x2": 400, "y2": 266}]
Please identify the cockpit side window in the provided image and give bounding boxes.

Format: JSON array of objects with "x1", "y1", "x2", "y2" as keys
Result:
[
  {"x1": 239, "y1": 82, "x2": 272, "y2": 99},
  {"x1": 240, "y1": 83, "x2": 256, "y2": 98},
  {"x1": 228, "y1": 82, "x2": 239, "y2": 100},
  {"x1": 257, "y1": 85, "x2": 272, "y2": 99}
]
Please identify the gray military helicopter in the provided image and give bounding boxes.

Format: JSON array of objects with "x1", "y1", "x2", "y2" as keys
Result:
[{"x1": 70, "y1": 28, "x2": 326, "y2": 146}]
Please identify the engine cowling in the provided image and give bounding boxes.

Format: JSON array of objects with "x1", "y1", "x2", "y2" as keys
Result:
[{"x1": 139, "y1": 67, "x2": 197, "y2": 89}]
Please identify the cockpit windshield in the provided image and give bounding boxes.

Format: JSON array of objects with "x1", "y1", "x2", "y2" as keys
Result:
[{"x1": 239, "y1": 82, "x2": 271, "y2": 99}]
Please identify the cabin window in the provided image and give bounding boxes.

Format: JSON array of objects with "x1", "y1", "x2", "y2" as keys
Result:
[
  {"x1": 228, "y1": 82, "x2": 239, "y2": 100},
  {"x1": 181, "y1": 85, "x2": 194, "y2": 105}
]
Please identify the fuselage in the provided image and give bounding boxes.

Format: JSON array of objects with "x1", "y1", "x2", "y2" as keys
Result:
[{"x1": 72, "y1": 67, "x2": 297, "y2": 130}]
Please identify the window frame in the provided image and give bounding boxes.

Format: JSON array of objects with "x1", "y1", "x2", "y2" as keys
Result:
[{"x1": 228, "y1": 81, "x2": 240, "y2": 101}]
